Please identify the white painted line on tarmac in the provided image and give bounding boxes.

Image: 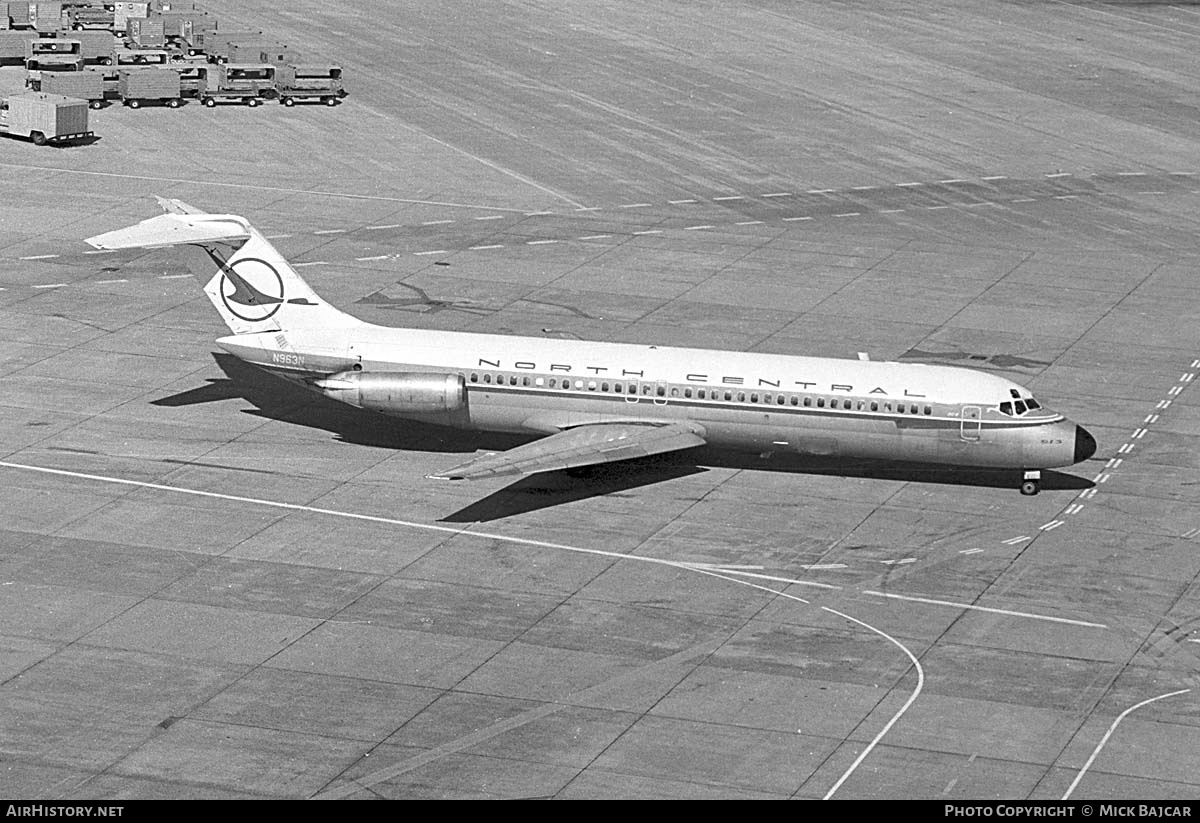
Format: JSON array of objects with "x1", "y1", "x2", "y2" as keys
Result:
[
  {"x1": 684, "y1": 225, "x2": 714, "y2": 230},
  {"x1": 1062, "y1": 689, "x2": 1190, "y2": 800},
  {"x1": 526, "y1": 239, "x2": 558, "y2": 245},
  {"x1": 577, "y1": 235, "x2": 612, "y2": 240},
  {"x1": 467, "y1": 245, "x2": 503, "y2": 251},
  {"x1": 355, "y1": 255, "x2": 390, "y2": 261},
  {"x1": 620, "y1": 203, "x2": 651, "y2": 208},
  {"x1": 1144, "y1": 414, "x2": 1159, "y2": 424},
  {"x1": 1040, "y1": 520, "x2": 1064, "y2": 531},
  {"x1": 782, "y1": 216, "x2": 813, "y2": 221},
  {"x1": 864, "y1": 590, "x2": 1107, "y2": 628},
  {"x1": 95, "y1": 279, "x2": 128, "y2": 284},
  {"x1": 422, "y1": 220, "x2": 455, "y2": 225},
  {"x1": 159, "y1": 274, "x2": 191, "y2": 279},
  {"x1": 761, "y1": 192, "x2": 792, "y2": 198},
  {"x1": 668, "y1": 199, "x2": 697, "y2": 204},
  {"x1": 83, "y1": 250, "x2": 117, "y2": 254},
  {"x1": 981, "y1": 175, "x2": 1007, "y2": 180},
  {"x1": 264, "y1": 234, "x2": 293, "y2": 239},
  {"x1": 632, "y1": 230, "x2": 663, "y2": 235},
  {"x1": 735, "y1": 220, "x2": 764, "y2": 225},
  {"x1": 1002, "y1": 535, "x2": 1031, "y2": 545},
  {"x1": 808, "y1": 188, "x2": 835, "y2": 193},
  {"x1": 293, "y1": 261, "x2": 327, "y2": 267},
  {"x1": 313, "y1": 229, "x2": 347, "y2": 235},
  {"x1": 712, "y1": 195, "x2": 744, "y2": 201},
  {"x1": 834, "y1": 212, "x2": 861, "y2": 217},
  {"x1": 365, "y1": 224, "x2": 402, "y2": 230},
  {"x1": 32, "y1": 283, "x2": 65, "y2": 289},
  {"x1": 19, "y1": 254, "x2": 58, "y2": 260},
  {"x1": 960, "y1": 548, "x2": 984, "y2": 555},
  {"x1": 413, "y1": 250, "x2": 447, "y2": 255}
]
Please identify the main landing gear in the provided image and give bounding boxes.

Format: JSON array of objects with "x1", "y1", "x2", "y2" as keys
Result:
[{"x1": 1020, "y1": 470, "x2": 1041, "y2": 496}]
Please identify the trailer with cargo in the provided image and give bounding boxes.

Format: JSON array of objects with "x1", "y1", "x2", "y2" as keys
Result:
[
  {"x1": 197, "y1": 61, "x2": 274, "y2": 106},
  {"x1": 0, "y1": 91, "x2": 91, "y2": 144},
  {"x1": 84, "y1": 64, "x2": 118, "y2": 99},
  {"x1": 67, "y1": 4, "x2": 115, "y2": 31},
  {"x1": 205, "y1": 30, "x2": 262, "y2": 63},
  {"x1": 28, "y1": 67, "x2": 103, "y2": 106},
  {"x1": 275, "y1": 64, "x2": 345, "y2": 106},
  {"x1": 112, "y1": 1, "x2": 147, "y2": 30},
  {"x1": 111, "y1": 45, "x2": 166, "y2": 65},
  {"x1": 117, "y1": 65, "x2": 179, "y2": 106},
  {"x1": 25, "y1": 36, "x2": 81, "y2": 70}
]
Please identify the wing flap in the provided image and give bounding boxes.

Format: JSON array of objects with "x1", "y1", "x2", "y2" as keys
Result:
[{"x1": 429, "y1": 422, "x2": 706, "y2": 481}]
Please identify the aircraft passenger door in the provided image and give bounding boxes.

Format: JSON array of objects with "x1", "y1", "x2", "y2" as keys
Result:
[{"x1": 960, "y1": 405, "x2": 981, "y2": 442}]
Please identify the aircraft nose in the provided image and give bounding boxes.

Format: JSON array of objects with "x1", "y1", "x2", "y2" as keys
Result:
[{"x1": 1074, "y1": 425, "x2": 1097, "y2": 464}]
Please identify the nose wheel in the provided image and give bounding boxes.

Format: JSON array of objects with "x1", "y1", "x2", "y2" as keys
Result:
[{"x1": 1020, "y1": 470, "x2": 1041, "y2": 496}]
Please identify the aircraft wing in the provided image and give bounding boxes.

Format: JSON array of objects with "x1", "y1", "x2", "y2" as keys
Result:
[{"x1": 428, "y1": 422, "x2": 707, "y2": 481}]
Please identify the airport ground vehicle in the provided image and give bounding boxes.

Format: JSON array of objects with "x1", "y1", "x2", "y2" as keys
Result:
[
  {"x1": 28, "y1": 68, "x2": 104, "y2": 107},
  {"x1": 275, "y1": 63, "x2": 344, "y2": 106},
  {"x1": 0, "y1": 91, "x2": 92, "y2": 144},
  {"x1": 196, "y1": 62, "x2": 275, "y2": 106},
  {"x1": 68, "y1": 5, "x2": 115, "y2": 31},
  {"x1": 118, "y1": 65, "x2": 180, "y2": 107}
]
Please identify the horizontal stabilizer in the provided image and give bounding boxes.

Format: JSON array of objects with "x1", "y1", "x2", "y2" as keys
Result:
[
  {"x1": 429, "y1": 421, "x2": 707, "y2": 480},
  {"x1": 85, "y1": 212, "x2": 251, "y2": 251}
]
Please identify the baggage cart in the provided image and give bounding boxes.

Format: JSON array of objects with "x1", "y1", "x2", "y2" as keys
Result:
[
  {"x1": 117, "y1": 65, "x2": 180, "y2": 107},
  {"x1": 30, "y1": 67, "x2": 103, "y2": 107},
  {"x1": 198, "y1": 61, "x2": 274, "y2": 106},
  {"x1": 275, "y1": 64, "x2": 346, "y2": 106}
]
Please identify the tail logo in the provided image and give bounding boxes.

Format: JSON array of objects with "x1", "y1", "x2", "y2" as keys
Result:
[{"x1": 219, "y1": 257, "x2": 316, "y2": 323}]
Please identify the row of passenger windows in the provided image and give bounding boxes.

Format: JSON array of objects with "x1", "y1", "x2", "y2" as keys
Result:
[{"x1": 467, "y1": 372, "x2": 935, "y2": 415}]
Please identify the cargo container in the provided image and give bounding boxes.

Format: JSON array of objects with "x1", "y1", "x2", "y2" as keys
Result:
[
  {"x1": 0, "y1": 91, "x2": 91, "y2": 144},
  {"x1": 206, "y1": 30, "x2": 262, "y2": 63},
  {"x1": 125, "y1": 15, "x2": 160, "y2": 46},
  {"x1": 72, "y1": 28, "x2": 113, "y2": 62},
  {"x1": 197, "y1": 61, "x2": 274, "y2": 106},
  {"x1": 258, "y1": 45, "x2": 300, "y2": 65},
  {"x1": 30, "y1": 67, "x2": 103, "y2": 106},
  {"x1": 153, "y1": 9, "x2": 208, "y2": 39},
  {"x1": 117, "y1": 65, "x2": 179, "y2": 106},
  {"x1": 0, "y1": 29, "x2": 35, "y2": 62},
  {"x1": 275, "y1": 64, "x2": 345, "y2": 106},
  {"x1": 84, "y1": 64, "x2": 118, "y2": 99},
  {"x1": 112, "y1": 1, "x2": 145, "y2": 30},
  {"x1": 25, "y1": 36, "x2": 80, "y2": 69},
  {"x1": 29, "y1": 1, "x2": 64, "y2": 31}
]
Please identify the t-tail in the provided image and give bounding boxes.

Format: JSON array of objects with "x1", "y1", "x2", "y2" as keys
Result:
[{"x1": 85, "y1": 198, "x2": 362, "y2": 335}]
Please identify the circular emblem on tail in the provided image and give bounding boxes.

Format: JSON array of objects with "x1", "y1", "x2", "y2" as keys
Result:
[{"x1": 219, "y1": 257, "x2": 285, "y2": 323}]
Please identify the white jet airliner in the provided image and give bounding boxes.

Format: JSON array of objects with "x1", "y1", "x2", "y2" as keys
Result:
[{"x1": 85, "y1": 199, "x2": 1096, "y2": 495}]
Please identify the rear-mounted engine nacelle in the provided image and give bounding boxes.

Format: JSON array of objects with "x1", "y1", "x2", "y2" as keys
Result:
[{"x1": 315, "y1": 371, "x2": 466, "y2": 414}]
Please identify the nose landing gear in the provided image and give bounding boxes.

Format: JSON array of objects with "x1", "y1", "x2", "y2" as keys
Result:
[{"x1": 1020, "y1": 470, "x2": 1041, "y2": 496}]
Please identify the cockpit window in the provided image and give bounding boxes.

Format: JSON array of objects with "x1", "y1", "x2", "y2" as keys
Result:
[
  {"x1": 1010, "y1": 389, "x2": 1020, "y2": 399},
  {"x1": 1026, "y1": 398, "x2": 1040, "y2": 410},
  {"x1": 1000, "y1": 401, "x2": 1013, "y2": 416},
  {"x1": 1014, "y1": 400, "x2": 1027, "y2": 415}
]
